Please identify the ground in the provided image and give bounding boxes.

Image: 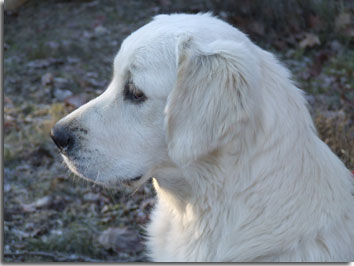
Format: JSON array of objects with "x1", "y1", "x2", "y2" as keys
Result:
[{"x1": 3, "y1": 0, "x2": 354, "y2": 262}]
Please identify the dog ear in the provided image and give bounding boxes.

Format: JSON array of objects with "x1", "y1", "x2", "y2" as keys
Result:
[{"x1": 165, "y1": 35, "x2": 261, "y2": 167}]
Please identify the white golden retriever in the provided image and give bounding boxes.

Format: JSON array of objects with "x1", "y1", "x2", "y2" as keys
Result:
[{"x1": 51, "y1": 13, "x2": 354, "y2": 262}]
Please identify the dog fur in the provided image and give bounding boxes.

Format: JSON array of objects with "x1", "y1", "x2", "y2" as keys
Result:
[{"x1": 52, "y1": 13, "x2": 354, "y2": 262}]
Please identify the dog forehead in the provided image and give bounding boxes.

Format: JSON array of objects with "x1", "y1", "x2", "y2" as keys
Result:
[
  {"x1": 111, "y1": 13, "x2": 251, "y2": 97},
  {"x1": 113, "y1": 13, "x2": 250, "y2": 68},
  {"x1": 113, "y1": 13, "x2": 216, "y2": 71},
  {"x1": 112, "y1": 21, "x2": 179, "y2": 97},
  {"x1": 114, "y1": 22, "x2": 176, "y2": 70}
]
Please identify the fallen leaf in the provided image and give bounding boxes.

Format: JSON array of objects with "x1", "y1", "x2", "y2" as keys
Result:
[
  {"x1": 4, "y1": 120, "x2": 17, "y2": 132},
  {"x1": 322, "y1": 110, "x2": 346, "y2": 120},
  {"x1": 54, "y1": 77, "x2": 69, "y2": 86},
  {"x1": 64, "y1": 93, "x2": 88, "y2": 108},
  {"x1": 299, "y1": 33, "x2": 320, "y2": 49},
  {"x1": 305, "y1": 95, "x2": 315, "y2": 106},
  {"x1": 86, "y1": 72, "x2": 98, "y2": 78},
  {"x1": 158, "y1": 0, "x2": 171, "y2": 6},
  {"x1": 34, "y1": 196, "x2": 52, "y2": 208},
  {"x1": 27, "y1": 58, "x2": 64, "y2": 69},
  {"x1": 4, "y1": 96, "x2": 14, "y2": 108},
  {"x1": 41, "y1": 73, "x2": 54, "y2": 86},
  {"x1": 249, "y1": 21, "x2": 265, "y2": 36},
  {"x1": 335, "y1": 12, "x2": 351, "y2": 30},
  {"x1": 21, "y1": 203, "x2": 36, "y2": 213},
  {"x1": 94, "y1": 25, "x2": 109, "y2": 36},
  {"x1": 343, "y1": 27, "x2": 354, "y2": 37},
  {"x1": 66, "y1": 56, "x2": 80, "y2": 64},
  {"x1": 273, "y1": 39, "x2": 287, "y2": 50},
  {"x1": 307, "y1": 15, "x2": 323, "y2": 30},
  {"x1": 50, "y1": 229, "x2": 63, "y2": 236},
  {"x1": 46, "y1": 41, "x2": 59, "y2": 49},
  {"x1": 21, "y1": 196, "x2": 52, "y2": 212},
  {"x1": 4, "y1": 184, "x2": 12, "y2": 193},
  {"x1": 4, "y1": 0, "x2": 28, "y2": 10},
  {"x1": 100, "y1": 216, "x2": 114, "y2": 223},
  {"x1": 83, "y1": 31, "x2": 94, "y2": 39},
  {"x1": 309, "y1": 50, "x2": 331, "y2": 77},
  {"x1": 25, "y1": 223, "x2": 35, "y2": 230},
  {"x1": 83, "y1": 193, "x2": 100, "y2": 202},
  {"x1": 101, "y1": 205, "x2": 110, "y2": 213},
  {"x1": 12, "y1": 229, "x2": 30, "y2": 239},
  {"x1": 98, "y1": 227, "x2": 143, "y2": 253},
  {"x1": 54, "y1": 89, "x2": 73, "y2": 101},
  {"x1": 330, "y1": 40, "x2": 342, "y2": 52}
]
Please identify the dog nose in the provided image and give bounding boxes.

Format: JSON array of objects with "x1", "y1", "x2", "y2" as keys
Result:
[{"x1": 50, "y1": 124, "x2": 74, "y2": 152}]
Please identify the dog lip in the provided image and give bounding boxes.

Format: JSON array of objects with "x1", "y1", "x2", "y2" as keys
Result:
[
  {"x1": 122, "y1": 175, "x2": 143, "y2": 186},
  {"x1": 131, "y1": 175, "x2": 142, "y2": 181}
]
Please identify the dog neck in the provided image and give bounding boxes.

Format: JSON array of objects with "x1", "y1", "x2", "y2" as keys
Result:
[{"x1": 150, "y1": 111, "x2": 354, "y2": 261}]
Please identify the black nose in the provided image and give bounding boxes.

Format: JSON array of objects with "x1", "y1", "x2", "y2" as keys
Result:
[{"x1": 50, "y1": 124, "x2": 75, "y2": 152}]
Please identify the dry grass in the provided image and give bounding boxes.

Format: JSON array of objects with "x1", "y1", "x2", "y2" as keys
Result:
[{"x1": 315, "y1": 112, "x2": 354, "y2": 170}]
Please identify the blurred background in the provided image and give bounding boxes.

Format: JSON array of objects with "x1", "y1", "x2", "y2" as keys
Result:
[{"x1": 3, "y1": 0, "x2": 354, "y2": 262}]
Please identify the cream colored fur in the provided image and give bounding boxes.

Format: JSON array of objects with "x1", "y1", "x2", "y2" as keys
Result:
[{"x1": 55, "y1": 13, "x2": 354, "y2": 262}]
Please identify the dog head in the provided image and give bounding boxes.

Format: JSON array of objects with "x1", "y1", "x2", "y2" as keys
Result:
[{"x1": 51, "y1": 13, "x2": 262, "y2": 186}]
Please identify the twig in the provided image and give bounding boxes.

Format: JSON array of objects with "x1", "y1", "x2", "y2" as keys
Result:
[
  {"x1": 4, "y1": 251, "x2": 105, "y2": 262},
  {"x1": 4, "y1": 251, "x2": 148, "y2": 262}
]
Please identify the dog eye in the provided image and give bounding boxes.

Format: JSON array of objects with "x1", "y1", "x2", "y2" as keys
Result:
[{"x1": 124, "y1": 81, "x2": 147, "y2": 103}]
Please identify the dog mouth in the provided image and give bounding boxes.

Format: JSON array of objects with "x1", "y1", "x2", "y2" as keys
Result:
[
  {"x1": 122, "y1": 175, "x2": 143, "y2": 186},
  {"x1": 59, "y1": 149, "x2": 145, "y2": 187}
]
